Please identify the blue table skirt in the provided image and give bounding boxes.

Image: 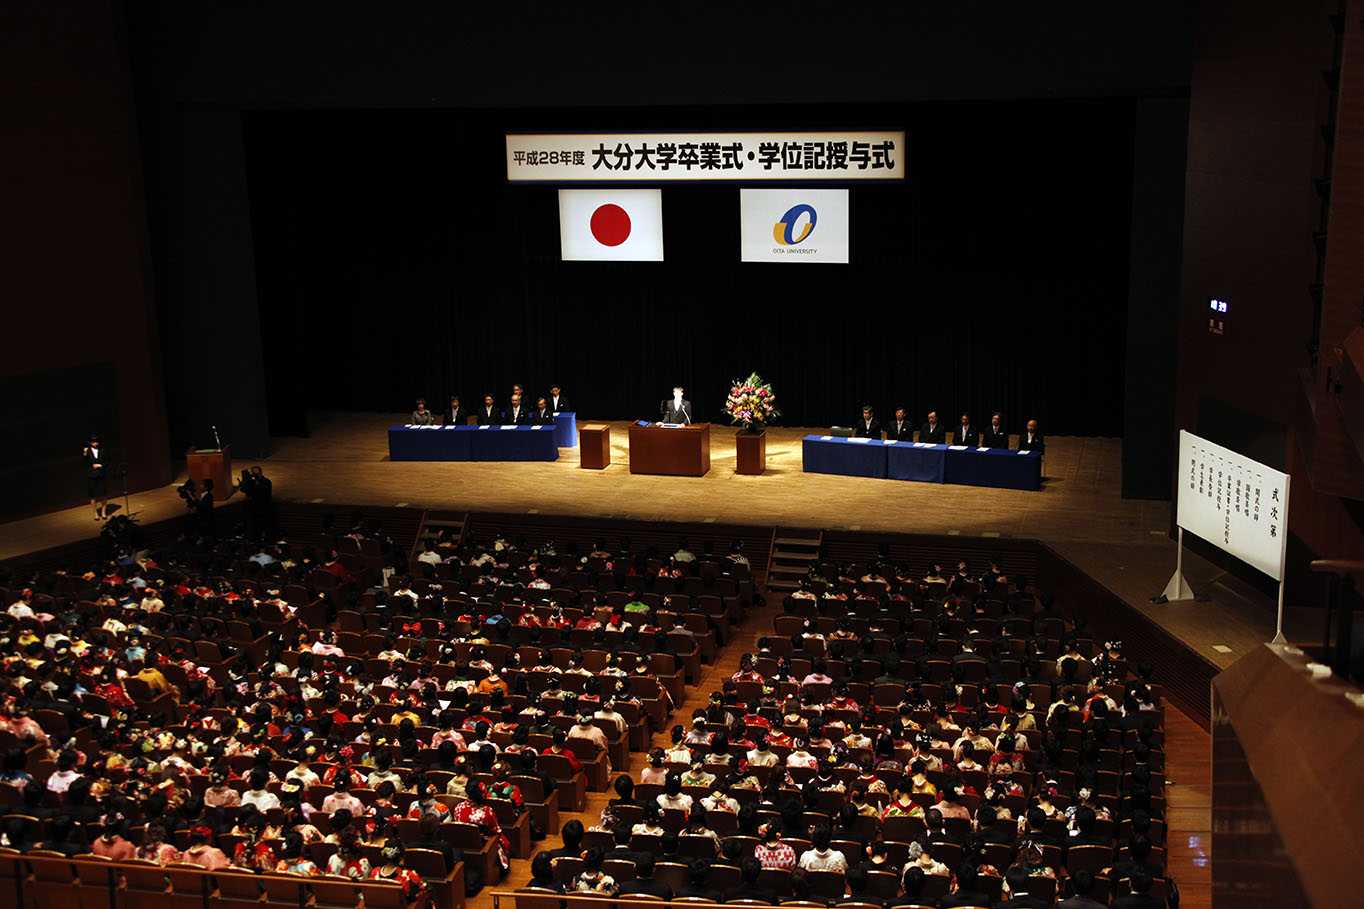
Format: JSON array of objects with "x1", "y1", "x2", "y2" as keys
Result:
[
  {"x1": 554, "y1": 412, "x2": 578, "y2": 448},
  {"x1": 944, "y1": 446, "x2": 1042, "y2": 491},
  {"x1": 886, "y1": 441, "x2": 947, "y2": 483},
  {"x1": 388, "y1": 425, "x2": 558, "y2": 462},
  {"x1": 802, "y1": 435, "x2": 888, "y2": 479},
  {"x1": 470, "y1": 425, "x2": 559, "y2": 461},
  {"x1": 388, "y1": 426, "x2": 470, "y2": 461}
]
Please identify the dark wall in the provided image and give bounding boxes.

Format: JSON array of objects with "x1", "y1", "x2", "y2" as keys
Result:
[
  {"x1": 1122, "y1": 98, "x2": 1189, "y2": 499},
  {"x1": 1175, "y1": 0, "x2": 1333, "y2": 438},
  {"x1": 244, "y1": 102, "x2": 1136, "y2": 435},
  {"x1": 138, "y1": 111, "x2": 272, "y2": 459},
  {"x1": 128, "y1": 2, "x2": 1193, "y2": 108},
  {"x1": 1174, "y1": 0, "x2": 1355, "y2": 601},
  {"x1": 0, "y1": 2, "x2": 170, "y2": 518}
]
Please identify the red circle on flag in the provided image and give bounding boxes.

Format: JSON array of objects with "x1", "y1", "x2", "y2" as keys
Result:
[{"x1": 590, "y1": 203, "x2": 631, "y2": 247}]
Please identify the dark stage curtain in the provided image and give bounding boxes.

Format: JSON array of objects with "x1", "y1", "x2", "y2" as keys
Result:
[{"x1": 244, "y1": 101, "x2": 1133, "y2": 438}]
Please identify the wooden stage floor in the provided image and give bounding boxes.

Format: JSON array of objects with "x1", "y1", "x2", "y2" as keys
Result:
[{"x1": 0, "y1": 411, "x2": 1313, "y2": 672}]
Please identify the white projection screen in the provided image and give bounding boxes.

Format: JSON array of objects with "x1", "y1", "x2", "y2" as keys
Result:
[{"x1": 1175, "y1": 429, "x2": 1290, "y2": 580}]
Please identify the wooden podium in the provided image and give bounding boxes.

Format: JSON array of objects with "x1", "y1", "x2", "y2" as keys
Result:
[
  {"x1": 186, "y1": 446, "x2": 232, "y2": 500},
  {"x1": 735, "y1": 430, "x2": 767, "y2": 475},
  {"x1": 627, "y1": 422, "x2": 711, "y2": 476},
  {"x1": 578, "y1": 423, "x2": 611, "y2": 470}
]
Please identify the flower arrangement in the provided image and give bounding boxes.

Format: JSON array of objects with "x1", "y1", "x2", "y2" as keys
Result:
[{"x1": 724, "y1": 372, "x2": 780, "y2": 433}]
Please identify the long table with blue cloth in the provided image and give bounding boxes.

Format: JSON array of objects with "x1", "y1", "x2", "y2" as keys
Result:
[
  {"x1": 388, "y1": 424, "x2": 559, "y2": 462},
  {"x1": 802, "y1": 435, "x2": 1041, "y2": 491}
]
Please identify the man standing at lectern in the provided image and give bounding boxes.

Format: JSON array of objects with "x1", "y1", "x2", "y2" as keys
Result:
[{"x1": 661, "y1": 386, "x2": 692, "y2": 424}]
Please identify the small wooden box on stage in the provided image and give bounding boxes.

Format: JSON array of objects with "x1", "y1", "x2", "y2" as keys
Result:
[
  {"x1": 578, "y1": 423, "x2": 612, "y2": 470},
  {"x1": 627, "y1": 422, "x2": 711, "y2": 476},
  {"x1": 186, "y1": 446, "x2": 232, "y2": 500},
  {"x1": 735, "y1": 430, "x2": 766, "y2": 475}
]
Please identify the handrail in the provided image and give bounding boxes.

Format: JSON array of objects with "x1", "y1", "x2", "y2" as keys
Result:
[{"x1": 1310, "y1": 559, "x2": 1364, "y2": 573}]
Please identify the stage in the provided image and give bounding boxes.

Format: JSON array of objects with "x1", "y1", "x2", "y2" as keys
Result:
[{"x1": 0, "y1": 411, "x2": 1317, "y2": 684}]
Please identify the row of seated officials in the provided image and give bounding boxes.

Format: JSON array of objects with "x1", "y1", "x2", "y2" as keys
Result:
[{"x1": 849, "y1": 410, "x2": 1044, "y2": 452}]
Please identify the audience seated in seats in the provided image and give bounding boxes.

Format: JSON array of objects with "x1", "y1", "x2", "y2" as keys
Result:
[{"x1": 0, "y1": 516, "x2": 1172, "y2": 908}]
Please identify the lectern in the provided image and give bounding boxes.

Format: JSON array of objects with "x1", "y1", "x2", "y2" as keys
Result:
[
  {"x1": 186, "y1": 446, "x2": 232, "y2": 500},
  {"x1": 579, "y1": 424, "x2": 611, "y2": 469},
  {"x1": 627, "y1": 422, "x2": 711, "y2": 476}
]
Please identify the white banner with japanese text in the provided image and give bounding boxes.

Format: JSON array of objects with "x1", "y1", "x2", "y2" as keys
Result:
[
  {"x1": 507, "y1": 131, "x2": 904, "y2": 183},
  {"x1": 1176, "y1": 430, "x2": 1290, "y2": 580}
]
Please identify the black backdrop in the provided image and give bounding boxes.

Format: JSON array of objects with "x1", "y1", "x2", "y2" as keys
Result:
[{"x1": 245, "y1": 100, "x2": 1134, "y2": 438}]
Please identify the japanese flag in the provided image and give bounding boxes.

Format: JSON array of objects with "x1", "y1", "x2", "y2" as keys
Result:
[{"x1": 558, "y1": 189, "x2": 664, "y2": 261}]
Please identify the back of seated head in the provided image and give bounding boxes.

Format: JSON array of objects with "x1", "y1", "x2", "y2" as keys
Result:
[
  {"x1": 845, "y1": 865, "x2": 868, "y2": 893},
  {"x1": 561, "y1": 819, "x2": 584, "y2": 848},
  {"x1": 740, "y1": 855, "x2": 761, "y2": 883},
  {"x1": 901, "y1": 865, "x2": 924, "y2": 896},
  {"x1": 689, "y1": 859, "x2": 711, "y2": 882},
  {"x1": 661, "y1": 830, "x2": 679, "y2": 854},
  {"x1": 1129, "y1": 868, "x2": 1154, "y2": 893},
  {"x1": 614, "y1": 824, "x2": 632, "y2": 845},
  {"x1": 1075, "y1": 805, "x2": 1097, "y2": 833},
  {"x1": 1005, "y1": 866, "x2": 1029, "y2": 896},
  {"x1": 1025, "y1": 806, "x2": 1046, "y2": 829},
  {"x1": 1070, "y1": 869, "x2": 1094, "y2": 894},
  {"x1": 635, "y1": 852, "x2": 656, "y2": 877},
  {"x1": 1129, "y1": 833, "x2": 1152, "y2": 859}
]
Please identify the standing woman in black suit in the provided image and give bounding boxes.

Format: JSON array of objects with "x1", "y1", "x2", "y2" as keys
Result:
[{"x1": 84, "y1": 433, "x2": 108, "y2": 521}]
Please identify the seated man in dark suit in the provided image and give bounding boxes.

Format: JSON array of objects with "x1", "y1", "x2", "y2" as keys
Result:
[
  {"x1": 1109, "y1": 869, "x2": 1165, "y2": 909},
  {"x1": 1015, "y1": 807, "x2": 1063, "y2": 852},
  {"x1": 674, "y1": 858, "x2": 723, "y2": 901},
  {"x1": 980, "y1": 411, "x2": 1009, "y2": 448},
  {"x1": 721, "y1": 856, "x2": 779, "y2": 904},
  {"x1": 972, "y1": 806, "x2": 1011, "y2": 845},
  {"x1": 537, "y1": 819, "x2": 584, "y2": 863},
  {"x1": 835, "y1": 865, "x2": 882, "y2": 908},
  {"x1": 886, "y1": 406, "x2": 914, "y2": 441},
  {"x1": 996, "y1": 867, "x2": 1051, "y2": 908},
  {"x1": 1057, "y1": 870, "x2": 1108, "y2": 909},
  {"x1": 531, "y1": 397, "x2": 555, "y2": 425},
  {"x1": 955, "y1": 412, "x2": 978, "y2": 447},
  {"x1": 477, "y1": 394, "x2": 503, "y2": 425},
  {"x1": 1105, "y1": 835, "x2": 1161, "y2": 886},
  {"x1": 1065, "y1": 805, "x2": 1112, "y2": 851},
  {"x1": 853, "y1": 405, "x2": 882, "y2": 438},
  {"x1": 505, "y1": 393, "x2": 530, "y2": 425},
  {"x1": 924, "y1": 808, "x2": 961, "y2": 848},
  {"x1": 939, "y1": 863, "x2": 992, "y2": 907},
  {"x1": 440, "y1": 394, "x2": 468, "y2": 426},
  {"x1": 606, "y1": 824, "x2": 648, "y2": 866},
  {"x1": 918, "y1": 411, "x2": 946, "y2": 444},
  {"x1": 619, "y1": 853, "x2": 674, "y2": 899},
  {"x1": 1018, "y1": 418, "x2": 1045, "y2": 452}
]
